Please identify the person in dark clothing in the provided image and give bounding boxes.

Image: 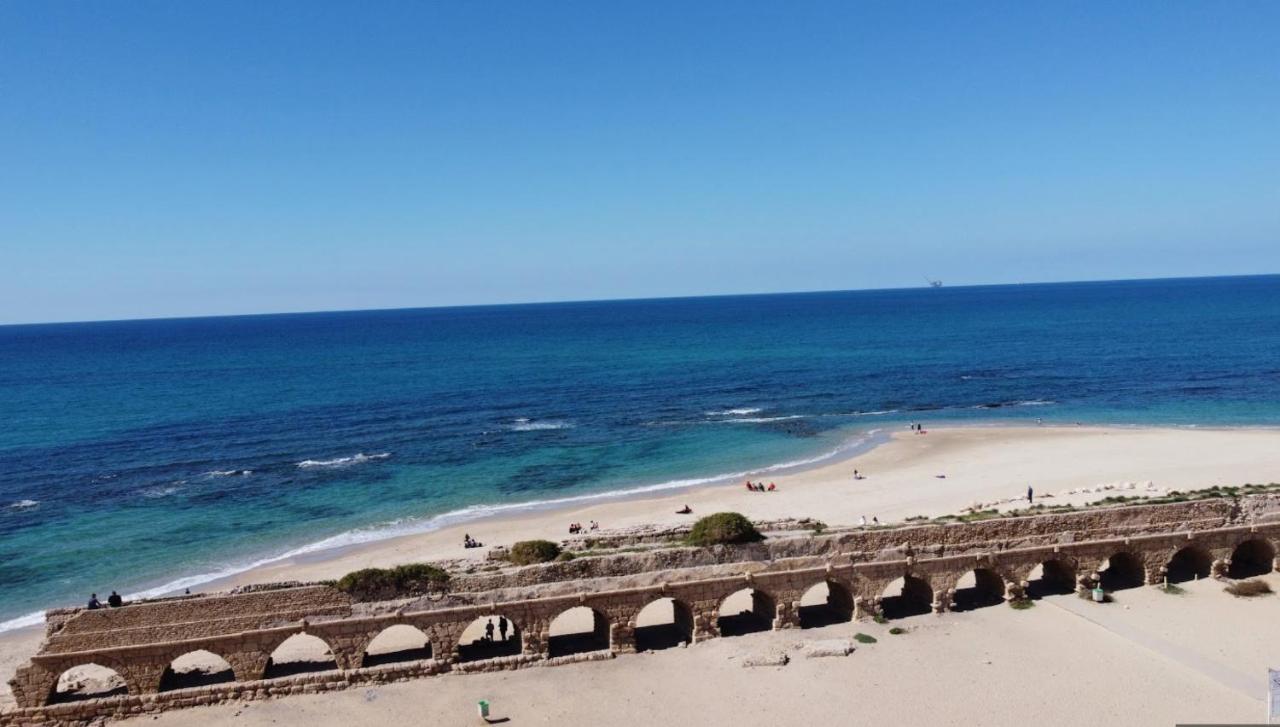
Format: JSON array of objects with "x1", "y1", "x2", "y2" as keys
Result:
[
  {"x1": 107, "y1": 591, "x2": 123, "y2": 608},
  {"x1": 485, "y1": 619, "x2": 495, "y2": 642},
  {"x1": 87, "y1": 594, "x2": 102, "y2": 609},
  {"x1": 1027, "y1": 486, "x2": 1034, "y2": 504},
  {"x1": 498, "y1": 616, "x2": 509, "y2": 641}
]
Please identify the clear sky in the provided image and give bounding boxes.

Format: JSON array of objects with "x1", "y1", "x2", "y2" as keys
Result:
[{"x1": 2, "y1": 2, "x2": 1278, "y2": 324}]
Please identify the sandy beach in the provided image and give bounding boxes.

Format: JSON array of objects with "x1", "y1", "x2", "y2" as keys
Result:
[
  {"x1": 214, "y1": 424, "x2": 1280, "y2": 587},
  {"x1": 4, "y1": 424, "x2": 1280, "y2": 721}
]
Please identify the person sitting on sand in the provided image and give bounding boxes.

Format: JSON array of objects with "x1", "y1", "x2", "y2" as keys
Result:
[
  {"x1": 107, "y1": 591, "x2": 123, "y2": 608},
  {"x1": 676, "y1": 505, "x2": 692, "y2": 514},
  {"x1": 745, "y1": 481, "x2": 753, "y2": 491},
  {"x1": 767, "y1": 482, "x2": 776, "y2": 491},
  {"x1": 872, "y1": 516, "x2": 880, "y2": 525},
  {"x1": 87, "y1": 593, "x2": 101, "y2": 610},
  {"x1": 859, "y1": 515, "x2": 867, "y2": 527}
]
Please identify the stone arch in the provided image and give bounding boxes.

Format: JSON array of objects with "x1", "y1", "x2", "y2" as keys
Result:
[
  {"x1": 158, "y1": 649, "x2": 235, "y2": 692},
  {"x1": 456, "y1": 614, "x2": 522, "y2": 662},
  {"x1": 634, "y1": 597, "x2": 695, "y2": 651},
  {"x1": 880, "y1": 575, "x2": 933, "y2": 619},
  {"x1": 951, "y1": 568, "x2": 1006, "y2": 611},
  {"x1": 1025, "y1": 559, "x2": 1077, "y2": 599},
  {"x1": 362, "y1": 624, "x2": 434, "y2": 667},
  {"x1": 48, "y1": 662, "x2": 129, "y2": 703},
  {"x1": 1165, "y1": 544, "x2": 1214, "y2": 583},
  {"x1": 264, "y1": 632, "x2": 338, "y2": 679},
  {"x1": 717, "y1": 587, "x2": 776, "y2": 637},
  {"x1": 1228, "y1": 538, "x2": 1277, "y2": 579},
  {"x1": 1098, "y1": 551, "x2": 1145, "y2": 591},
  {"x1": 798, "y1": 580, "x2": 855, "y2": 628},
  {"x1": 548, "y1": 606, "x2": 611, "y2": 658}
]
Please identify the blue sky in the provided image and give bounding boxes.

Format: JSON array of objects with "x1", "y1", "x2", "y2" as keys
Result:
[{"x1": 2, "y1": 2, "x2": 1278, "y2": 324}]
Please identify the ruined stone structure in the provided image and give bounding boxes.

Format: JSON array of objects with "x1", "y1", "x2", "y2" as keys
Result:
[{"x1": 5, "y1": 496, "x2": 1278, "y2": 726}]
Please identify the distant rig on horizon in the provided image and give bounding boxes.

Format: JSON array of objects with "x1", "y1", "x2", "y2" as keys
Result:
[{"x1": 925, "y1": 277, "x2": 943, "y2": 288}]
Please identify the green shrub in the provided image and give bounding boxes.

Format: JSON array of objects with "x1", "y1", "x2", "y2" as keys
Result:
[
  {"x1": 853, "y1": 632, "x2": 877, "y2": 644},
  {"x1": 888, "y1": 626, "x2": 906, "y2": 635},
  {"x1": 1160, "y1": 583, "x2": 1186, "y2": 595},
  {"x1": 508, "y1": 539, "x2": 562, "y2": 565},
  {"x1": 872, "y1": 613, "x2": 888, "y2": 624},
  {"x1": 685, "y1": 512, "x2": 763, "y2": 546},
  {"x1": 555, "y1": 551, "x2": 577, "y2": 562},
  {"x1": 335, "y1": 563, "x2": 449, "y2": 600},
  {"x1": 1225, "y1": 579, "x2": 1273, "y2": 598},
  {"x1": 1009, "y1": 599, "x2": 1034, "y2": 610}
]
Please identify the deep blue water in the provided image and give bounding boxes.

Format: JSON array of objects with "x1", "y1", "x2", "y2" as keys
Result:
[{"x1": 2, "y1": 275, "x2": 1280, "y2": 627}]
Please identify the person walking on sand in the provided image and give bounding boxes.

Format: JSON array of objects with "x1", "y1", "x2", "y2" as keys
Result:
[
  {"x1": 485, "y1": 619, "x2": 495, "y2": 642},
  {"x1": 498, "y1": 616, "x2": 509, "y2": 642},
  {"x1": 1027, "y1": 486, "x2": 1034, "y2": 505}
]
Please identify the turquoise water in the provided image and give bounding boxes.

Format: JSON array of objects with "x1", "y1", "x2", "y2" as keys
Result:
[{"x1": 2, "y1": 274, "x2": 1279, "y2": 628}]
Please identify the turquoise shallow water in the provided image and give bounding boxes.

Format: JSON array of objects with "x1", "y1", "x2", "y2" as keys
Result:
[{"x1": 2, "y1": 274, "x2": 1279, "y2": 628}]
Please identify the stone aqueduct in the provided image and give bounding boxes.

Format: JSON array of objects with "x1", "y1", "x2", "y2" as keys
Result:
[{"x1": 5, "y1": 496, "x2": 1280, "y2": 725}]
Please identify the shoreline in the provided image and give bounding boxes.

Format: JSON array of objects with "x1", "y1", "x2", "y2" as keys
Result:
[
  {"x1": 5, "y1": 421, "x2": 1280, "y2": 634},
  {"x1": 5, "y1": 422, "x2": 1280, "y2": 711}
]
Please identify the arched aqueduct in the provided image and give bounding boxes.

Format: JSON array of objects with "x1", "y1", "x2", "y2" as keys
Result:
[{"x1": 5, "y1": 495, "x2": 1278, "y2": 725}]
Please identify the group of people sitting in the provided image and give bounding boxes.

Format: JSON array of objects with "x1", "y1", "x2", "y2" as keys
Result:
[
  {"x1": 743, "y1": 480, "x2": 776, "y2": 492},
  {"x1": 86, "y1": 591, "x2": 124, "y2": 609},
  {"x1": 568, "y1": 520, "x2": 598, "y2": 534},
  {"x1": 463, "y1": 533, "x2": 484, "y2": 549}
]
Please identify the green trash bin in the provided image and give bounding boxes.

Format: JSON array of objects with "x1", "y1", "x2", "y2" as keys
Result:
[{"x1": 478, "y1": 700, "x2": 490, "y2": 719}]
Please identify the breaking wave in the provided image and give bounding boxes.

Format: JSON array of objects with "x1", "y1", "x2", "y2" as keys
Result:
[
  {"x1": 6, "y1": 499, "x2": 39, "y2": 511},
  {"x1": 296, "y1": 453, "x2": 391, "y2": 469},
  {"x1": 705, "y1": 407, "x2": 763, "y2": 416},
  {"x1": 509, "y1": 418, "x2": 573, "y2": 432},
  {"x1": 205, "y1": 469, "x2": 252, "y2": 477}
]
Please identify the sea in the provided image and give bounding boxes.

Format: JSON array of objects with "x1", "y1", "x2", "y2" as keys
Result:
[{"x1": 2, "y1": 275, "x2": 1279, "y2": 630}]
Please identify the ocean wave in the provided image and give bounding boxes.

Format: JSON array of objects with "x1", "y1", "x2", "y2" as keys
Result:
[
  {"x1": 205, "y1": 469, "x2": 252, "y2": 477},
  {"x1": 705, "y1": 407, "x2": 763, "y2": 416},
  {"x1": 296, "y1": 452, "x2": 391, "y2": 469},
  {"x1": 851, "y1": 409, "x2": 899, "y2": 417},
  {"x1": 715, "y1": 415, "x2": 806, "y2": 424},
  {"x1": 508, "y1": 418, "x2": 573, "y2": 432},
  {"x1": 972, "y1": 399, "x2": 1056, "y2": 410},
  {"x1": 0, "y1": 429, "x2": 887, "y2": 633},
  {"x1": 139, "y1": 485, "x2": 182, "y2": 499},
  {"x1": 6, "y1": 499, "x2": 39, "y2": 511}
]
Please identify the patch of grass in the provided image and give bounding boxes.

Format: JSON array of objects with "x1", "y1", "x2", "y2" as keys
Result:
[
  {"x1": 335, "y1": 563, "x2": 450, "y2": 600},
  {"x1": 807, "y1": 520, "x2": 828, "y2": 535},
  {"x1": 904, "y1": 515, "x2": 929, "y2": 522},
  {"x1": 1225, "y1": 579, "x2": 1273, "y2": 598},
  {"x1": 555, "y1": 551, "x2": 577, "y2": 562},
  {"x1": 685, "y1": 512, "x2": 764, "y2": 546},
  {"x1": 1009, "y1": 599, "x2": 1034, "y2": 610},
  {"x1": 507, "y1": 539, "x2": 562, "y2": 565},
  {"x1": 1160, "y1": 583, "x2": 1186, "y2": 595},
  {"x1": 888, "y1": 626, "x2": 906, "y2": 635},
  {"x1": 853, "y1": 632, "x2": 877, "y2": 644},
  {"x1": 872, "y1": 614, "x2": 888, "y2": 625}
]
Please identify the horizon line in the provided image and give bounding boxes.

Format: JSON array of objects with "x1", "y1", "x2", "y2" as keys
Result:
[{"x1": 4, "y1": 271, "x2": 1278, "y2": 329}]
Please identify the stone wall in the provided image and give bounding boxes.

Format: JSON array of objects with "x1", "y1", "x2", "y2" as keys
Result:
[{"x1": 5, "y1": 496, "x2": 1278, "y2": 727}]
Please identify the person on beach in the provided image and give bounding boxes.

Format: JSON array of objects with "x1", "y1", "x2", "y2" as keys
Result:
[
  {"x1": 677, "y1": 504, "x2": 692, "y2": 514},
  {"x1": 107, "y1": 591, "x2": 123, "y2": 608},
  {"x1": 1027, "y1": 486, "x2": 1034, "y2": 504},
  {"x1": 485, "y1": 619, "x2": 495, "y2": 642},
  {"x1": 498, "y1": 616, "x2": 509, "y2": 641},
  {"x1": 87, "y1": 593, "x2": 102, "y2": 610},
  {"x1": 872, "y1": 516, "x2": 880, "y2": 525},
  {"x1": 745, "y1": 481, "x2": 753, "y2": 492},
  {"x1": 859, "y1": 515, "x2": 867, "y2": 527},
  {"x1": 767, "y1": 482, "x2": 776, "y2": 491}
]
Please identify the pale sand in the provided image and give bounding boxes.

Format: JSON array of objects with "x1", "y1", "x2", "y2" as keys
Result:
[
  {"x1": 5, "y1": 425, "x2": 1280, "y2": 718},
  {"x1": 124, "y1": 574, "x2": 1280, "y2": 727}
]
